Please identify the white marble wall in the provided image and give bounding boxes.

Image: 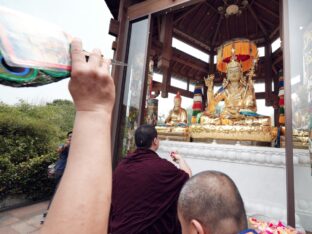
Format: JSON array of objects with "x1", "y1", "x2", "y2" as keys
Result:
[{"x1": 157, "y1": 140, "x2": 311, "y2": 231}]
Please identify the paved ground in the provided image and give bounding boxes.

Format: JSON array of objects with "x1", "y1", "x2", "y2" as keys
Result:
[
  {"x1": 1, "y1": 201, "x2": 311, "y2": 234},
  {"x1": 0, "y1": 201, "x2": 48, "y2": 234}
]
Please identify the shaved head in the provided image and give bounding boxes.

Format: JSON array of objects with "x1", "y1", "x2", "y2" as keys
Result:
[{"x1": 178, "y1": 171, "x2": 247, "y2": 234}]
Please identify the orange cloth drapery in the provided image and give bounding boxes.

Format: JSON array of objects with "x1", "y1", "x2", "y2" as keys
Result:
[{"x1": 217, "y1": 39, "x2": 258, "y2": 73}]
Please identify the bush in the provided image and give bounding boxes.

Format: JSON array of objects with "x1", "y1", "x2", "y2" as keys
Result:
[
  {"x1": 16, "y1": 153, "x2": 59, "y2": 200},
  {"x1": 0, "y1": 153, "x2": 58, "y2": 200},
  {"x1": 0, "y1": 113, "x2": 59, "y2": 164},
  {"x1": 0, "y1": 157, "x2": 15, "y2": 199},
  {"x1": 0, "y1": 100, "x2": 75, "y2": 203}
]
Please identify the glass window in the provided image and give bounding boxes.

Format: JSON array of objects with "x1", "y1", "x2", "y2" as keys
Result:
[
  {"x1": 172, "y1": 37, "x2": 209, "y2": 62},
  {"x1": 118, "y1": 18, "x2": 149, "y2": 157},
  {"x1": 286, "y1": 0, "x2": 312, "y2": 231}
]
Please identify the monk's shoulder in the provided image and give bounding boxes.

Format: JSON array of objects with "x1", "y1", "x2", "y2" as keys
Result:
[{"x1": 155, "y1": 157, "x2": 180, "y2": 171}]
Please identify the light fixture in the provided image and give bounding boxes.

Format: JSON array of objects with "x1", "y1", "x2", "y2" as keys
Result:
[{"x1": 218, "y1": 0, "x2": 249, "y2": 18}]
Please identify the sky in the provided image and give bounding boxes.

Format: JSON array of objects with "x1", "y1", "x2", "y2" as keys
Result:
[{"x1": 0, "y1": 0, "x2": 115, "y2": 104}]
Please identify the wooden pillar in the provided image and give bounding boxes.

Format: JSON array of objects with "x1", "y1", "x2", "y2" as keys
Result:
[
  {"x1": 273, "y1": 74, "x2": 280, "y2": 126},
  {"x1": 157, "y1": 13, "x2": 173, "y2": 98},
  {"x1": 127, "y1": 0, "x2": 205, "y2": 21},
  {"x1": 186, "y1": 79, "x2": 190, "y2": 91},
  {"x1": 265, "y1": 43, "x2": 273, "y2": 106},
  {"x1": 209, "y1": 51, "x2": 215, "y2": 74},
  {"x1": 203, "y1": 79, "x2": 207, "y2": 109}
]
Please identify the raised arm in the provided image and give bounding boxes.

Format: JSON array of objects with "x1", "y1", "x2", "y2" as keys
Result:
[
  {"x1": 41, "y1": 39, "x2": 115, "y2": 234},
  {"x1": 170, "y1": 151, "x2": 192, "y2": 177},
  {"x1": 204, "y1": 75, "x2": 214, "y2": 102},
  {"x1": 205, "y1": 74, "x2": 225, "y2": 114}
]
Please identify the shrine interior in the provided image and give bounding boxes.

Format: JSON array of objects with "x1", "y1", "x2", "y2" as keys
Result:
[
  {"x1": 149, "y1": 0, "x2": 282, "y2": 121},
  {"x1": 110, "y1": 1, "x2": 282, "y2": 120}
]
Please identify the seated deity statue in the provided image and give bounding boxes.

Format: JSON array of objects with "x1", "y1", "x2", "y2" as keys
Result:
[
  {"x1": 165, "y1": 92, "x2": 188, "y2": 126},
  {"x1": 200, "y1": 57, "x2": 270, "y2": 126}
]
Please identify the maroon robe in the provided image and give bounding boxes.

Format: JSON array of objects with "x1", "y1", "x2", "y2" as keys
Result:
[{"x1": 109, "y1": 148, "x2": 189, "y2": 234}]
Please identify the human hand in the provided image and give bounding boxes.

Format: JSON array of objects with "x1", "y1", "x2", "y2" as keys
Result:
[
  {"x1": 170, "y1": 151, "x2": 182, "y2": 164},
  {"x1": 57, "y1": 143, "x2": 68, "y2": 153},
  {"x1": 208, "y1": 74, "x2": 215, "y2": 81},
  {"x1": 69, "y1": 39, "x2": 115, "y2": 114}
]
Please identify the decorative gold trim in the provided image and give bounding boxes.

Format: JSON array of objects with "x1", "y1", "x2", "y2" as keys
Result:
[{"x1": 190, "y1": 124, "x2": 277, "y2": 142}]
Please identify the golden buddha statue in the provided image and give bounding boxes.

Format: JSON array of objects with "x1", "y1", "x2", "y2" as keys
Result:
[
  {"x1": 192, "y1": 56, "x2": 276, "y2": 142},
  {"x1": 165, "y1": 92, "x2": 188, "y2": 126},
  {"x1": 201, "y1": 57, "x2": 258, "y2": 124}
]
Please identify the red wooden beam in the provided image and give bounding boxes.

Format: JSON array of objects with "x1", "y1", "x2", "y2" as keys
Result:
[
  {"x1": 172, "y1": 55, "x2": 209, "y2": 73},
  {"x1": 152, "y1": 81, "x2": 193, "y2": 98},
  {"x1": 173, "y1": 28, "x2": 211, "y2": 52},
  {"x1": 158, "y1": 13, "x2": 174, "y2": 98},
  {"x1": 247, "y1": 5, "x2": 269, "y2": 40},
  {"x1": 211, "y1": 15, "x2": 223, "y2": 47},
  {"x1": 174, "y1": 3, "x2": 202, "y2": 24},
  {"x1": 270, "y1": 26, "x2": 280, "y2": 40},
  {"x1": 205, "y1": 1, "x2": 218, "y2": 14},
  {"x1": 127, "y1": 0, "x2": 205, "y2": 21},
  {"x1": 254, "y1": 1, "x2": 279, "y2": 18},
  {"x1": 109, "y1": 19, "x2": 119, "y2": 37}
]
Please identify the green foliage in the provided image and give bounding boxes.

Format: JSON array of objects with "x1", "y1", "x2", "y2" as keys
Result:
[
  {"x1": 0, "y1": 157, "x2": 15, "y2": 198},
  {"x1": 45, "y1": 99, "x2": 76, "y2": 133},
  {"x1": 0, "y1": 113, "x2": 58, "y2": 164},
  {"x1": 0, "y1": 100, "x2": 75, "y2": 202},
  {"x1": 16, "y1": 153, "x2": 58, "y2": 200},
  {"x1": 0, "y1": 153, "x2": 58, "y2": 200}
]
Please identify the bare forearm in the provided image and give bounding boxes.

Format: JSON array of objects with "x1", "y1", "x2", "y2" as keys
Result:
[
  {"x1": 208, "y1": 89, "x2": 214, "y2": 101},
  {"x1": 178, "y1": 158, "x2": 192, "y2": 177},
  {"x1": 42, "y1": 111, "x2": 112, "y2": 234}
]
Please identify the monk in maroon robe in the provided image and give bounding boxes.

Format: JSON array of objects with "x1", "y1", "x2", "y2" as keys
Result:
[{"x1": 109, "y1": 125, "x2": 192, "y2": 234}]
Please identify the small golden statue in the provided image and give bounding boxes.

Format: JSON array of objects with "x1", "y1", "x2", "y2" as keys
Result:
[
  {"x1": 156, "y1": 92, "x2": 190, "y2": 141},
  {"x1": 165, "y1": 92, "x2": 188, "y2": 126}
]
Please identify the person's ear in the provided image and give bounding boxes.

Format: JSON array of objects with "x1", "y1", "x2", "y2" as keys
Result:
[{"x1": 190, "y1": 219, "x2": 205, "y2": 234}]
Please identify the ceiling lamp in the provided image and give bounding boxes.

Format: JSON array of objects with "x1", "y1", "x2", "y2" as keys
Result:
[{"x1": 218, "y1": 0, "x2": 249, "y2": 18}]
